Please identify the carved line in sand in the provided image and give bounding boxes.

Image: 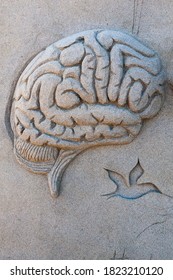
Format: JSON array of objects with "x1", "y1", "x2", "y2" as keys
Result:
[{"x1": 10, "y1": 30, "x2": 165, "y2": 198}]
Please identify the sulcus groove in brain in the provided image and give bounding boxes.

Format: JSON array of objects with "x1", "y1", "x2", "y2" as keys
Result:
[{"x1": 10, "y1": 30, "x2": 165, "y2": 198}]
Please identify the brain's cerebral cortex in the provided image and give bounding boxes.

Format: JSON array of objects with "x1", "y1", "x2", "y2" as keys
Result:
[{"x1": 11, "y1": 30, "x2": 165, "y2": 197}]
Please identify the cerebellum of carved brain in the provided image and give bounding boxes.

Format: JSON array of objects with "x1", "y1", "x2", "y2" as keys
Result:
[{"x1": 10, "y1": 30, "x2": 165, "y2": 197}]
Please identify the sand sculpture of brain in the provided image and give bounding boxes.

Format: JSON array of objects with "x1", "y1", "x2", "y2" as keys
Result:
[{"x1": 10, "y1": 30, "x2": 165, "y2": 197}]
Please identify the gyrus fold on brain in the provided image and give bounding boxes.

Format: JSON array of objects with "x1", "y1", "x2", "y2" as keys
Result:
[{"x1": 10, "y1": 30, "x2": 165, "y2": 197}]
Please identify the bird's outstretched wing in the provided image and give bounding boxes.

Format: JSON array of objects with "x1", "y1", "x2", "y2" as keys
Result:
[
  {"x1": 104, "y1": 168, "x2": 127, "y2": 189},
  {"x1": 129, "y1": 159, "x2": 144, "y2": 186},
  {"x1": 102, "y1": 168, "x2": 127, "y2": 197}
]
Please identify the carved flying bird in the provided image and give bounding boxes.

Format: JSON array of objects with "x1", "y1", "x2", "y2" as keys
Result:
[{"x1": 103, "y1": 159, "x2": 162, "y2": 200}]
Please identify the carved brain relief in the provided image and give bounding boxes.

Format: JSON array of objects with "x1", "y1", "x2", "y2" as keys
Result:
[{"x1": 10, "y1": 30, "x2": 165, "y2": 198}]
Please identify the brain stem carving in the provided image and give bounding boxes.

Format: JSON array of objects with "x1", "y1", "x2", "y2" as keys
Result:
[{"x1": 10, "y1": 30, "x2": 165, "y2": 198}]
